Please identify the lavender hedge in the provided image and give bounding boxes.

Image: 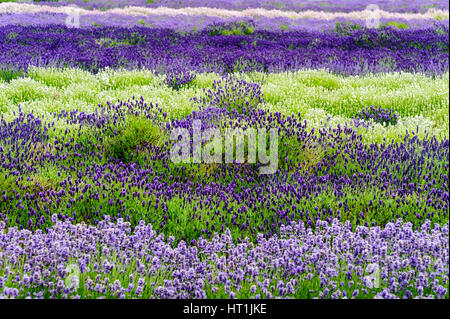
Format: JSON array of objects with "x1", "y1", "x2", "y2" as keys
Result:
[
  {"x1": 0, "y1": 23, "x2": 448, "y2": 76},
  {"x1": 0, "y1": 217, "x2": 448, "y2": 299}
]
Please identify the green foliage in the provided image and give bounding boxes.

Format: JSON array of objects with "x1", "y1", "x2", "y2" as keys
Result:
[
  {"x1": 0, "y1": 163, "x2": 69, "y2": 203},
  {"x1": 137, "y1": 20, "x2": 150, "y2": 27},
  {"x1": 107, "y1": 116, "x2": 167, "y2": 163},
  {"x1": 7, "y1": 32, "x2": 18, "y2": 39},
  {"x1": 208, "y1": 21, "x2": 255, "y2": 36},
  {"x1": 379, "y1": 21, "x2": 410, "y2": 29},
  {"x1": 96, "y1": 33, "x2": 147, "y2": 48},
  {"x1": 0, "y1": 68, "x2": 24, "y2": 83},
  {"x1": 334, "y1": 22, "x2": 362, "y2": 35}
]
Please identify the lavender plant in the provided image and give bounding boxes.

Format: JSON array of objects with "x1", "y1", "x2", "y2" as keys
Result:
[
  {"x1": 163, "y1": 68, "x2": 196, "y2": 91},
  {"x1": 354, "y1": 105, "x2": 399, "y2": 126},
  {"x1": 192, "y1": 76, "x2": 265, "y2": 115}
]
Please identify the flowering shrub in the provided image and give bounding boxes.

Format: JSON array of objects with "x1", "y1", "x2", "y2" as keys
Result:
[
  {"x1": 354, "y1": 105, "x2": 399, "y2": 126},
  {"x1": 163, "y1": 68, "x2": 196, "y2": 90},
  {"x1": 192, "y1": 76, "x2": 264, "y2": 115}
]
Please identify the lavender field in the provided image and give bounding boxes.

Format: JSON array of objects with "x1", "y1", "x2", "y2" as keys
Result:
[{"x1": 0, "y1": 1, "x2": 448, "y2": 300}]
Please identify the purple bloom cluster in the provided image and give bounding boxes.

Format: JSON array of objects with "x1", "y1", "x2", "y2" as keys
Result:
[
  {"x1": 191, "y1": 76, "x2": 265, "y2": 114},
  {"x1": 0, "y1": 24, "x2": 448, "y2": 75},
  {"x1": 163, "y1": 68, "x2": 196, "y2": 91},
  {"x1": 0, "y1": 217, "x2": 447, "y2": 299},
  {"x1": 55, "y1": 96, "x2": 164, "y2": 130},
  {"x1": 354, "y1": 105, "x2": 399, "y2": 126}
]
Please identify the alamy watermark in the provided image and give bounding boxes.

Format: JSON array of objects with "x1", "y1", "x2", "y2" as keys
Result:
[
  {"x1": 365, "y1": 4, "x2": 381, "y2": 29},
  {"x1": 65, "y1": 262, "x2": 80, "y2": 290},
  {"x1": 170, "y1": 120, "x2": 279, "y2": 175},
  {"x1": 364, "y1": 263, "x2": 381, "y2": 288},
  {"x1": 65, "y1": 5, "x2": 81, "y2": 29}
]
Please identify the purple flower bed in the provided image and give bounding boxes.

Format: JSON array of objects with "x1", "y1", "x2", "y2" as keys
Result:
[
  {"x1": 0, "y1": 23, "x2": 448, "y2": 75},
  {"x1": 0, "y1": 217, "x2": 447, "y2": 299},
  {"x1": 1, "y1": 96, "x2": 448, "y2": 241}
]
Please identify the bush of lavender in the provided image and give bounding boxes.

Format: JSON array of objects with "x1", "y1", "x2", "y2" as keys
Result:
[
  {"x1": 0, "y1": 66, "x2": 24, "y2": 83},
  {"x1": 107, "y1": 116, "x2": 167, "y2": 163},
  {"x1": 354, "y1": 105, "x2": 399, "y2": 126},
  {"x1": 163, "y1": 68, "x2": 196, "y2": 91},
  {"x1": 192, "y1": 76, "x2": 265, "y2": 115}
]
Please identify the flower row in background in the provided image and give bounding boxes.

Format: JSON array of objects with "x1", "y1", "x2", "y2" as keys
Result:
[
  {"x1": 10, "y1": 0, "x2": 450, "y2": 13},
  {"x1": 0, "y1": 24, "x2": 448, "y2": 76},
  {"x1": 1, "y1": 13, "x2": 446, "y2": 31}
]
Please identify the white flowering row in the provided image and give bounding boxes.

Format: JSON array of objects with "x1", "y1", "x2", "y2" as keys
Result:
[
  {"x1": 0, "y1": 67, "x2": 448, "y2": 143},
  {"x1": 0, "y1": 2, "x2": 448, "y2": 21}
]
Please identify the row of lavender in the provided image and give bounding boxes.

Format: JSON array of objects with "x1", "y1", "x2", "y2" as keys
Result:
[
  {"x1": 1, "y1": 217, "x2": 448, "y2": 299},
  {"x1": 2, "y1": 94, "x2": 448, "y2": 233},
  {"x1": 1, "y1": 13, "x2": 444, "y2": 31},
  {"x1": 0, "y1": 23, "x2": 448, "y2": 77},
  {"x1": 16, "y1": 0, "x2": 450, "y2": 13}
]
